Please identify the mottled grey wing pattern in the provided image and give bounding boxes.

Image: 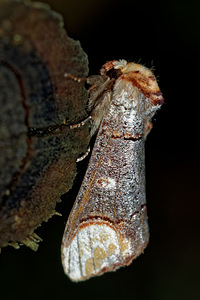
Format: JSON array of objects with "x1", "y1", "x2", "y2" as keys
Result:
[{"x1": 61, "y1": 60, "x2": 163, "y2": 281}]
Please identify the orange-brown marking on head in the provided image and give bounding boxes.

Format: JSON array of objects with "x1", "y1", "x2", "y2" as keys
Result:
[
  {"x1": 122, "y1": 72, "x2": 164, "y2": 105},
  {"x1": 110, "y1": 62, "x2": 164, "y2": 106}
]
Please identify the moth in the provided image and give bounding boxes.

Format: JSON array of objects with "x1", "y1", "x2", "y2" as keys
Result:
[{"x1": 61, "y1": 60, "x2": 164, "y2": 281}]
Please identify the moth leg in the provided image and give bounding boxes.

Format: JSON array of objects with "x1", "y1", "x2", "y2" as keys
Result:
[
  {"x1": 69, "y1": 116, "x2": 92, "y2": 129},
  {"x1": 64, "y1": 73, "x2": 87, "y2": 83},
  {"x1": 69, "y1": 116, "x2": 91, "y2": 161},
  {"x1": 76, "y1": 146, "x2": 91, "y2": 162},
  {"x1": 64, "y1": 72, "x2": 91, "y2": 129}
]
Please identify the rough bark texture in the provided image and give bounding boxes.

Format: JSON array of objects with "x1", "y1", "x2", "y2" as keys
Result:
[{"x1": 0, "y1": 0, "x2": 90, "y2": 250}]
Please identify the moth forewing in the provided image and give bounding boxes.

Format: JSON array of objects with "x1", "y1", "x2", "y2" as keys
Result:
[{"x1": 61, "y1": 60, "x2": 164, "y2": 281}]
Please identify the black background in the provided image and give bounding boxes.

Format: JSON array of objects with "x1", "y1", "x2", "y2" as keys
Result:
[{"x1": 1, "y1": 0, "x2": 200, "y2": 299}]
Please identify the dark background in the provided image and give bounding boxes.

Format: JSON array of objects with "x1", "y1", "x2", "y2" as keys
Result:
[{"x1": 1, "y1": 0, "x2": 200, "y2": 299}]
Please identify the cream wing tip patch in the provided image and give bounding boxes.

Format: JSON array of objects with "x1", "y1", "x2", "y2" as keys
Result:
[{"x1": 62, "y1": 223, "x2": 132, "y2": 281}]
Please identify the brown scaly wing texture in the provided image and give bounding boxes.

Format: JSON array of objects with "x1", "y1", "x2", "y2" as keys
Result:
[{"x1": 61, "y1": 61, "x2": 164, "y2": 281}]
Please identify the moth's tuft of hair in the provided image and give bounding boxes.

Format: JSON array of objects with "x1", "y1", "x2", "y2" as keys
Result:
[{"x1": 113, "y1": 60, "x2": 127, "y2": 71}]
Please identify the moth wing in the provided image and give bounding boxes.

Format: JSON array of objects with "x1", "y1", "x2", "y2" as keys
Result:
[{"x1": 61, "y1": 120, "x2": 149, "y2": 281}]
